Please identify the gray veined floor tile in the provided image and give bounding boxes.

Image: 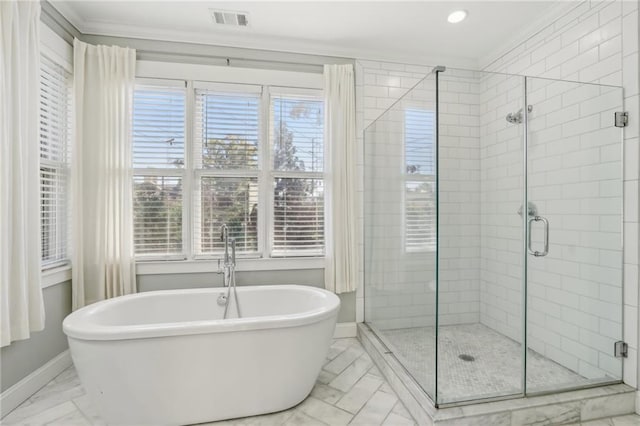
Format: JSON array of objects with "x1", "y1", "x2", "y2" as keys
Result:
[
  {"x1": 71, "y1": 394, "x2": 106, "y2": 426},
  {"x1": 310, "y1": 383, "x2": 345, "y2": 405},
  {"x1": 391, "y1": 401, "x2": 413, "y2": 419},
  {"x1": 295, "y1": 397, "x2": 353, "y2": 426},
  {"x1": 283, "y1": 410, "x2": 328, "y2": 426},
  {"x1": 328, "y1": 354, "x2": 373, "y2": 392},
  {"x1": 579, "y1": 420, "x2": 615, "y2": 426},
  {"x1": 348, "y1": 389, "x2": 398, "y2": 426},
  {"x1": 324, "y1": 345, "x2": 365, "y2": 375},
  {"x1": 381, "y1": 412, "x2": 416, "y2": 426},
  {"x1": 317, "y1": 369, "x2": 338, "y2": 385},
  {"x1": 4, "y1": 401, "x2": 79, "y2": 425},
  {"x1": 52, "y1": 367, "x2": 78, "y2": 385},
  {"x1": 5, "y1": 335, "x2": 640, "y2": 426},
  {"x1": 2, "y1": 385, "x2": 85, "y2": 424},
  {"x1": 335, "y1": 374, "x2": 383, "y2": 414},
  {"x1": 611, "y1": 415, "x2": 640, "y2": 426},
  {"x1": 44, "y1": 407, "x2": 92, "y2": 426}
]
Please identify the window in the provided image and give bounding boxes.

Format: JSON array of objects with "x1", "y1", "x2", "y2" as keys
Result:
[
  {"x1": 271, "y1": 93, "x2": 324, "y2": 256},
  {"x1": 132, "y1": 83, "x2": 186, "y2": 256},
  {"x1": 193, "y1": 84, "x2": 260, "y2": 256},
  {"x1": 132, "y1": 81, "x2": 325, "y2": 259},
  {"x1": 39, "y1": 54, "x2": 71, "y2": 268},
  {"x1": 404, "y1": 108, "x2": 436, "y2": 252}
]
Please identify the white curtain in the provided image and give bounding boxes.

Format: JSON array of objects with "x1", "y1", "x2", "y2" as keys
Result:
[
  {"x1": 324, "y1": 64, "x2": 359, "y2": 294},
  {"x1": 0, "y1": 0, "x2": 45, "y2": 347},
  {"x1": 72, "y1": 39, "x2": 136, "y2": 310}
]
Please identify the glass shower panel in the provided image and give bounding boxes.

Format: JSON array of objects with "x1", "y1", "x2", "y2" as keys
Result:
[
  {"x1": 364, "y1": 73, "x2": 437, "y2": 400},
  {"x1": 436, "y1": 69, "x2": 525, "y2": 405},
  {"x1": 525, "y1": 78, "x2": 624, "y2": 393}
]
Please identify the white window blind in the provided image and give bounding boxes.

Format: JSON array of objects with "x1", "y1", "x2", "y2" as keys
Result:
[
  {"x1": 132, "y1": 80, "x2": 326, "y2": 260},
  {"x1": 194, "y1": 87, "x2": 260, "y2": 255},
  {"x1": 405, "y1": 108, "x2": 435, "y2": 175},
  {"x1": 271, "y1": 94, "x2": 324, "y2": 256},
  {"x1": 132, "y1": 84, "x2": 186, "y2": 256},
  {"x1": 40, "y1": 54, "x2": 71, "y2": 267},
  {"x1": 404, "y1": 108, "x2": 436, "y2": 251}
]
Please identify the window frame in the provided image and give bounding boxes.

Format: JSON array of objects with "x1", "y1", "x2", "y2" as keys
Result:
[
  {"x1": 192, "y1": 81, "x2": 263, "y2": 259},
  {"x1": 132, "y1": 62, "x2": 326, "y2": 265},
  {"x1": 402, "y1": 106, "x2": 437, "y2": 254},
  {"x1": 267, "y1": 86, "x2": 325, "y2": 258},
  {"x1": 39, "y1": 38, "x2": 73, "y2": 272},
  {"x1": 132, "y1": 78, "x2": 189, "y2": 261}
]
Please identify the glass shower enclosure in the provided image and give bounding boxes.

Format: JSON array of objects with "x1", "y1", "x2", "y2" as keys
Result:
[{"x1": 363, "y1": 67, "x2": 624, "y2": 406}]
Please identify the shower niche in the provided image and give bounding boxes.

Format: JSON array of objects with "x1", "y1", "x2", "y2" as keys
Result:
[{"x1": 363, "y1": 67, "x2": 626, "y2": 408}]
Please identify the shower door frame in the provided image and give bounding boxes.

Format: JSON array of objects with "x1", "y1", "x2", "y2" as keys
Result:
[
  {"x1": 433, "y1": 72, "x2": 626, "y2": 408},
  {"x1": 362, "y1": 68, "x2": 626, "y2": 409}
]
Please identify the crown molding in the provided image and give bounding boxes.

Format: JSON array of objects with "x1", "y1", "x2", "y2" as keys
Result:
[
  {"x1": 46, "y1": 0, "x2": 84, "y2": 33},
  {"x1": 81, "y1": 20, "x2": 477, "y2": 69},
  {"x1": 46, "y1": 1, "x2": 477, "y2": 70},
  {"x1": 478, "y1": 0, "x2": 584, "y2": 70}
]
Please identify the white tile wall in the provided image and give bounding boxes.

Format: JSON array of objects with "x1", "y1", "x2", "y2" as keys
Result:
[
  {"x1": 358, "y1": 63, "x2": 483, "y2": 329},
  {"x1": 356, "y1": 0, "x2": 640, "y2": 391},
  {"x1": 356, "y1": 60, "x2": 434, "y2": 329},
  {"x1": 479, "y1": 0, "x2": 639, "y2": 388}
]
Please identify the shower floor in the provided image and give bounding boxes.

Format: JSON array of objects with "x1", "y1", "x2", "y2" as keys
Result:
[{"x1": 377, "y1": 323, "x2": 598, "y2": 404}]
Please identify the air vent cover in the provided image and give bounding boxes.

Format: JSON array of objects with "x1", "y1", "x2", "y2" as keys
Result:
[{"x1": 210, "y1": 9, "x2": 249, "y2": 27}]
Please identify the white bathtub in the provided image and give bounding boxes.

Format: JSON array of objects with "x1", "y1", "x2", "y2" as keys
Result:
[{"x1": 63, "y1": 285, "x2": 340, "y2": 425}]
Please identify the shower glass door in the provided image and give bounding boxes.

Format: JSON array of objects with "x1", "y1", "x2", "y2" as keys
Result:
[
  {"x1": 436, "y1": 69, "x2": 526, "y2": 405},
  {"x1": 525, "y1": 77, "x2": 624, "y2": 393}
]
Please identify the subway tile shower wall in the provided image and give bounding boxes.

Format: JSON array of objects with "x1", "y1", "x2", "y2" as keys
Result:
[
  {"x1": 481, "y1": 0, "x2": 639, "y2": 387},
  {"x1": 355, "y1": 0, "x2": 639, "y2": 387}
]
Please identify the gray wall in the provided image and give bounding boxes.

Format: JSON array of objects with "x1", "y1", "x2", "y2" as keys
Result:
[
  {"x1": 137, "y1": 269, "x2": 356, "y2": 323},
  {"x1": 1, "y1": 281, "x2": 72, "y2": 392}
]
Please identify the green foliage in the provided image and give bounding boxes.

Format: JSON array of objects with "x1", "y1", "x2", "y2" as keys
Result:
[{"x1": 133, "y1": 99, "x2": 322, "y2": 255}]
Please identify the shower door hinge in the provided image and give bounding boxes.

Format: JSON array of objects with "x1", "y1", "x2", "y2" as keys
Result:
[
  {"x1": 614, "y1": 341, "x2": 628, "y2": 358},
  {"x1": 615, "y1": 111, "x2": 628, "y2": 128}
]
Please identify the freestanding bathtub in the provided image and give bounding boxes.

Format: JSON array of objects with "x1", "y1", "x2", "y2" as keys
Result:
[{"x1": 63, "y1": 285, "x2": 340, "y2": 425}]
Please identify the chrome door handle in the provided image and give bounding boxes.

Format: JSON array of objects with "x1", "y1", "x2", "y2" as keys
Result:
[{"x1": 528, "y1": 215, "x2": 549, "y2": 257}]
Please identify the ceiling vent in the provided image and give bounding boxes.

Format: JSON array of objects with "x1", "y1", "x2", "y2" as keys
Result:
[{"x1": 210, "y1": 9, "x2": 249, "y2": 27}]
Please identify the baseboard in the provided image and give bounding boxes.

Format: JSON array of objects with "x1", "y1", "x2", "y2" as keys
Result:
[
  {"x1": 334, "y1": 322, "x2": 357, "y2": 338},
  {"x1": 0, "y1": 350, "x2": 72, "y2": 418}
]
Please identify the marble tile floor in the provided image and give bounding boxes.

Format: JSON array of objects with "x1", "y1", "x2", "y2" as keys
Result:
[
  {"x1": 380, "y1": 323, "x2": 609, "y2": 404},
  {"x1": 571, "y1": 415, "x2": 640, "y2": 426},
  {"x1": 1, "y1": 338, "x2": 416, "y2": 426}
]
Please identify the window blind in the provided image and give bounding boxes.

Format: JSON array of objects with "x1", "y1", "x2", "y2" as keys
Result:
[
  {"x1": 271, "y1": 94, "x2": 324, "y2": 256},
  {"x1": 194, "y1": 88, "x2": 261, "y2": 255},
  {"x1": 132, "y1": 85, "x2": 185, "y2": 255},
  {"x1": 194, "y1": 89, "x2": 260, "y2": 170},
  {"x1": 405, "y1": 181, "x2": 436, "y2": 251},
  {"x1": 40, "y1": 55, "x2": 71, "y2": 267},
  {"x1": 132, "y1": 82, "x2": 326, "y2": 259},
  {"x1": 404, "y1": 108, "x2": 436, "y2": 251},
  {"x1": 271, "y1": 95, "x2": 324, "y2": 172},
  {"x1": 272, "y1": 178, "x2": 324, "y2": 255},
  {"x1": 405, "y1": 108, "x2": 435, "y2": 175},
  {"x1": 199, "y1": 177, "x2": 259, "y2": 254}
]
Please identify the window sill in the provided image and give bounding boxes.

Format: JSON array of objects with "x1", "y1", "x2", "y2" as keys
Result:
[
  {"x1": 136, "y1": 257, "x2": 325, "y2": 275},
  {"x1": 42, "y1": 265, "x2": 72, "y2": 289}
]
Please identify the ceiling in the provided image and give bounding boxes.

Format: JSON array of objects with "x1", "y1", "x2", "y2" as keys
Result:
[{"x1": 50, "y1": 1, "x2": 564, "y2": 66}]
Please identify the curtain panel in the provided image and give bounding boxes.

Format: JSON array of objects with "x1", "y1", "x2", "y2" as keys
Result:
[
  {"x1": 324, "y1": 64, "x2": 359, "y2": 294},
  {"x1": 72, "y1": 39, "x2": 136, "y2": 309},
  {"x1": 0, "y1": 0, "x2": 46, "y2": 347}
]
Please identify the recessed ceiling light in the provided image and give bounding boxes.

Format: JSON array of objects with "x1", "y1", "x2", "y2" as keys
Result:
[{"x1": 447, "y1": 10, "x2": 467, "y2": 24}]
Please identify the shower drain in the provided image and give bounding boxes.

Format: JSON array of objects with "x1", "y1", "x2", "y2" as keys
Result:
[{"x1": 458, "y1": 354, "x2": 475, "y2": 362}]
